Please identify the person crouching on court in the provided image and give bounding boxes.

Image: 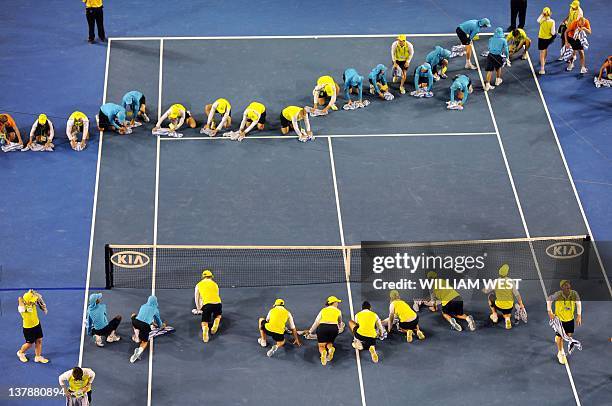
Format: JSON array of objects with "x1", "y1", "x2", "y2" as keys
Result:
[
  {"x1": 0, "y1": 113, "x2": 23, "y2": 152},
  {"x1": 237, "y1": 102, "x2": 267, "y2": 140},
  {"x1": 155, "y1": 103, "x2": 196, "y2": 134},
  {"x1": 506, "y1": 28, "x2": 531, "y2": 60},
  {"x1": 343, "y1": 68, "x2": 364, "y2": 106},
  {"x1": 456, "y1": 18, "x2": 491, "y2": 70},
  {"x1": 202, "y1": 98, "x2": 232, "y2": 137},
  {"x1": 307, "y1": 296, "x2": 344, "y2": 366},
  {"x1": 66, "y1": 111, "x2": 89, "y2": 151},
  {"x1": 58, "y1": 367, "x2": 95, "y2": 405},
  {"x1": 413, "y1": 63, "x2": 434, "y2": 96},
  {"x1": 484, "y1": 27, "x2": 510, "y2": 91},
  {"x1": 383, "y1": 290, "x2": 425, "y2": 342},
  {"x1": 258, "y1": 298, "x2": 302, "y2": 357},
  {"x1": 122, "y1": 90, "x2": 150, "y2": 126},
  {"x1": 195, "y1": 269, "x2": 222, "y2": 343},
  {"x1": 547, "y1": 280, "x2": 582, "y2": 365},
  {"x1": 390, "y1": 35, "x2": 414, "y2": 94},
  {"x1": 23, "y1": 114, "x2": 54, "y2": 151},
  {"x1": 449, "y1": 74, "x2": 473, "y2": 108},
  {"x1": 350, "y1": 301, "x2": 385, "y2": 363},
  {"x1": 130, "y1": 295, "x2": 165, "y2": 363},
  {"x1": 17, "y1": 290, "x2": 49, "y2": 363},
  {"x1": 98, "y1": 103, "x2": 129, "y2": 134},
  {"x1": 426, "y1": 272, "x2": 476, "y2": 331},
  {"x1": 482, "y1": 265, "x2": 526, "y2": 330},
  {"x1": 313, "y1": 75, "x2": 340, "y2": 112},
  {"x1": 426, "y1": 46, "x2": 452, "y2": 81},
  {"x1": 368, "y1": 64, "x2": 390, "y2": 100},
  {"x1": 86, "y1": 293, "x2": 121, "y2": 347},
  {"x1": 280, "y1": 106, "x2": 313, "y2": 142}
]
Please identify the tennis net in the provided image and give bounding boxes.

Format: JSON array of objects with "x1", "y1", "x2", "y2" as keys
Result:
[{"x1": 104, "y1": 235, "x2": 599, "y2": 290}]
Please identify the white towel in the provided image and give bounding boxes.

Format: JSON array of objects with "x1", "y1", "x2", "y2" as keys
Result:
[
  {"x1": 22, "y1": 143, "x2": 54, "y2": 152},
  {"x1": 410, "y1": 89, "x2": 433, "y2": 98},
  {"x1": 383, "y1": 91, "x2": 395, "y2": 101},
  {"x1": 446, "y1": 101, "x2": 464, "y2": 110},
  {"x1": 1, "y1": 141, "x2": 23, "y2": 152},
  {"x1": 573, "y1": 30, "x2": 589, "y2": 50},
  {"x1": 450, "y1": 44, "x2": 466, "y2": 58},
  {"x1": 200, "y1": 127, "x2": 216, "y2": 137},
  {"x1": 152, "y1": 128, "x2": 183, "y2": 138},
  {"x1": 549, "y1": 317, "x2": 582, "y2": 355},
  {"x1": 304, "y1": 106, "x2": 329, "y2": 117},
  {"x1": 223, "y1": 130, "x2": 243, "y2": 141},
  {"x1": 559, "y1": 45, "x2": 574, "y2": 62},
  {"x1": 66, "y1": 395, "x2": 89, "y2": 406},
  {"x1": 594, "y1": 76, "x2": 612, "y2": 88}
]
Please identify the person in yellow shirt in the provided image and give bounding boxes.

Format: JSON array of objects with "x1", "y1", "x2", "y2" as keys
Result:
[
  {"x1": 382, "y1": 290, "x2": 425, "y2": 342},
  {"x1": 58, "y1": 367, "x2": 95, "y2": 404},
  {"x1": 427, "y1": 271, "x2": 476, "y2": 332},
  {"x1": 547, "y1": 280, "x2": 582, "y2": 365},
  {"x1": 66, "y1": 111, "x2": 90, "y2": 151},
  {"x1": 312, "y1": 76, "x2": 340, "y2": 113},
  {"x1": 202, "y1": 98, "x2": 232, "y2": 137},
  {"x1": 154, "y1": 103, "x2": 196, "y2": 136},
  {"x1": 307, "y1": 296, "x2": 343, "y2": 366},
  {"x1": 349, "y1": 301, "x2": 385, "y2": 363},
  {"x1": 194, "y1": 270, "x2": 222, "y2": 343},
  {"x1": 280, "y1": 106, "x2": 313, "y2": 142},
  {"x1": 237, "y1": 102, "x2": 266, "y2": 140},
  {"x1": 536, "y1": 7, "x2": 557, "y2": 75},
  {"x1": 258, "y1": 299, "x2": 302, "y2": 357},
  {"x1": 506, "y1": 28, "x2": 531, "y2": 60},
  {"x1": 83, "y1": 0, "x2": 105, "y2": 44},
  {"x1": 16, "y1": 290, "x2": 49, "y2": 363},
  {"x1": 482, "y1": 264, "x2": 526, "y2": 330},
  {"x1": 391, "y1": 34, "x2": 414, "y2": 94}
]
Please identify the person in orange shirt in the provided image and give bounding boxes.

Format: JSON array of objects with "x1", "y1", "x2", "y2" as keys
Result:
[
  {"x1": 0, "y1": 113, "x2": 23, "y2": 152},
  {"x1": 83, "y1": 0, "x2": 106, "y2": 44},
  {"x1": 565, "y1": 16, "x2": 591, "y2": 73}
]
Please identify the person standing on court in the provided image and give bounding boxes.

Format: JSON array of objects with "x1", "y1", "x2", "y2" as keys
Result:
[
  {"x1": 16, "y1": 290, "x2": 49, "y2": 363},
  {"x1": 59, "y1": 367, "x2": 95, "y2": 405},
  {"x1": 83, "y1": 0, "x2": 106, "y2": 44},
  {"x1": 508, "y1": 0, "x2": 527, "y2": 30}
]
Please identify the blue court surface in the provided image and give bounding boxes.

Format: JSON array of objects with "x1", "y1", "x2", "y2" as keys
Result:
[{"x1": 1, "y1": 1, "x2": 611, "y2": 406}]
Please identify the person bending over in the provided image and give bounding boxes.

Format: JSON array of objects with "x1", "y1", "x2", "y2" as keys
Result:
[
  {"x1": 258, "y1": 298, "x2": 302, "y2": 357},
  {"x1": 58, "y1": 367, "x2": 95, "y2": 405},
  {"x1": 368, "y1": 64, "x2": 391, "y2": 99},
  {"x1": 507, "y1": 28, "x2": 531, "y2": 60},
  {"x1": 307, "y1": 296, "x2": 343, "y2": 366},
  {"x1": 413, "y1": 63, "x2": 434, "y2": 96},
  {"x1": 448, "y1": 74, "x2": 473, "y2": 109},
  {"x1": 382, "y1": 290, "x2": 425, "y2": 342},
  {"x1": 0, "y1": 113, "x2": 23, "y2": 152},
  {"x1": 280, "y1": 106, "x2": 313, "y2": 142},
  {"x1": 597, "y1": 56, "x2": 612, "y2": 81},
  {"x1": 312, "y1": 75, "x2": 340, "y2": 112},
  {"x1": 427, "y1": 271, "x2": 476, "y2": 331},
  {"x1": 426, "y1": 46, "x2": 452, "y2": 81},
  {"x1": 349, "y1": 301, "x2": 385, "y2": 363},
  {"x1": 482, "y1": 264, "x2": 526, "y2": 329},
  {"x1": 98, "y1": 103, "x2": 128, "y2": 134},
  {"x1": 154, "y1": 103, "x2": 196, "y2": 136},
  {"x1": 130, "y1": 295, "x2": 165, "y2": 363},
  {"x1": 390, "y1": 35, "x2": 414, "y2": 94},
  {"x1": 456, "y1": 18, "x2": 491, "y2": 70},
  {"x1": 24, "y1": 114, "x2": 54, "y2": 151},
  {"x1": 86, "y1": 292, "x2": 121, "y2": 347},
  {"x1": 201, "y1": 98, "x2": 232, "y2": 136},
  {"x1": 485, "y1": 27, "x2": 510, "y2": 91},
  {"x1": 194, "y1": 270, "x2": 222, "y2": 343},
  {"x1": 66, "y1": 111, "x2": 89, "y2": 151},
  {"x1": 121, "y1": 90, "x2": 150, "y2": 125},
  {"x1": 234, "y1": 101, "x2": 267, "y2": 140},
  {"x1": 343, "y1": 68, "x2": 364, "y2": 106}
]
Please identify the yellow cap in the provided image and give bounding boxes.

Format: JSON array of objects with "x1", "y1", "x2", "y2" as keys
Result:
[
  {"x1": 560, "y1": 279, "x2": 570, "y2": 288},
  {"x1": 169, "y1": 106, "x2": 180, "y2": 119},
  {"x1": 397, "y1": 34, "x2": 406, "y2": 41},
  {"x1": 201, "y1": 269, "x2": 213, "y2": 278},
  {"x1": 327, "y1": 296, "x2": 342, "y2": 304},
  {"x1": 499, "y1": 264, "x2": 510, "y2": 277},
  {"x1": 542, "y1": 7, "x2": 551, "y2": 15},
  {"x1": 38, "y1": 114, "x2": 47, "y2": 125},
  {"x1": 426, "y1": 271, "x2": 438, "y2": 279},
  {"x1": 23, "y1": 290, "x2": 37, "y2": 303},
  {"x1": 570, "y1": 1, "x2": 579, "y2": 9},
  {"x1": 274, "y1": 298, "x2": 285, "y2": 306}
]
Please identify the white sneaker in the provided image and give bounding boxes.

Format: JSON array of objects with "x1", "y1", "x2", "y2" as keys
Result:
[
  {"x1": 106, "y1": 333, "x2": 120, "y2": 342},
  {"x1": 257, "y1": 338, "x2": 267, "y2": 347},
  {"x1": 131, "y1": 334, "x2": 139, "y2": 343},
  {"x1": 17, "y1": 351, "x2": 28, "y2": 363},
  {"x1": 467, "y1": 315, "x2": 476, "y2": 331},
  {"x1": 465, "y1": 62, "x2": 477, "y2": 70},
  {"x1": 580, "y1": 66, "x2": 587, "y2": 74},
  {"x1": 557, "y1": 351, "x2": 567, "y2": 365},
  {"x1": 130, "y1": 348, "x2": 142, "y2": 363},
  {"x1": 433, "y1": 74, "x2": 440, "y2": 82},
  {"x1": 489, "y1": 313, "x2": 499, "y2": 323},
  {"x1": 484, "y1": 83, "x2": 495, "y2": 91},
  {"x1": 369, "y1": 84, "x2": 375, "y2": 95},
  {"x1": 95, "y1": 335, "x2": 104, "y2": 347},
  {"x1": 352, "y1": 339, "x2": 363, "y2": 350},
  {"x1": 539, "y1": 69, "x2": 545, "y2": 75},
  {"x1": 521, "y1": 53, "x2": 528, "y2": 60},
  {"x1": 449, "y1": 318, "x2": 463, "y2": 331},
  {"x1": 266, "y1": 344, "x2": 278, "y2": 357},
  {"x1": 566, "y1": 62, "x2": 574, "y2": 71},
  {"x1": 495, "y1": 77, "x2": 503, "y2": 86}
]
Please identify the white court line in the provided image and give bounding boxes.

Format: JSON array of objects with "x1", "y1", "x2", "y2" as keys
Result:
[
  {"x1": 472, "y1": 45, "x2": 582, "y2": 406},
  {"x1": 525, "y1": 53, "x2": 612, "y2": 298},
  {"x1": 109, "y1": 33, "x2": 494, "y2": 41},
  {"x1": 327, "y1": 138, "x2": 367, "y2": 406},
  {"x1": 160, "y1": 132, "x2": 496, "y2": 141},
  {"x1": 78, "y1": 38, "x2": 112, "y2": 367},
  {"x1": 147, "y1": 38, "x2": 164, "y2": 406}
]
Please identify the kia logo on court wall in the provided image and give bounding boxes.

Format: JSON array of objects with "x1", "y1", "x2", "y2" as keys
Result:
[
  {"x1": 110, "y1": 251, "x2": 150, "y2": 268},
  {"x1": 545, "y1": 242, "x2": 584, "y2": 259}
]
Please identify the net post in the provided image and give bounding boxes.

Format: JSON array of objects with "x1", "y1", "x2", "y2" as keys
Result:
[
  {"x1": 580, "y1": 235, "x2": 591, "y2": 280},
  {"x1": 105, "y1": 244, "x2": 113, "y2": 289}
]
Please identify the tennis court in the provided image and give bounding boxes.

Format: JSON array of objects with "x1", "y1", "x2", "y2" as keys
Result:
[{"x1": 75, "y1": 34, "x2": 612, "y2": 405}]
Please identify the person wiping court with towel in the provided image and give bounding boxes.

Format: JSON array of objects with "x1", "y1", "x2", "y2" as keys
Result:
[
  {"x1": 426, "y1": 46, "x2": 452, "y2": 81},
  {"x1": 194, "y1": 269, "x2": 222, "y2": 343}
]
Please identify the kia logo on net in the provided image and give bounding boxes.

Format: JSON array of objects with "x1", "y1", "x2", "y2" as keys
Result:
[
  {"x1": 545, "y1": 242, "x2": 584, "y2": 259},
  {"x1": 110, "y1": 251, "x2": 150, "y2": 268}
]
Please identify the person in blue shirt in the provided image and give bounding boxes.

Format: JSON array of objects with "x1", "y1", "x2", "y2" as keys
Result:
[
  {"x1": 485, "y1": 27, "x2": 510, "y2": 91},
  {"x1": 97, "y1": 103, "x2": 128, "y2": 134},
  {"x1": 86, "y1": 293, "x2": 122, "y2": 347},
  {"x1": 342, "y1": 68, "x2": 364, "y2": 105},
  {"x1": 449, "y1": 75, "x2": 473, "y2": 107},
  {"x1": 130, "y1": 295, "x2": 165, "y2": 363},
  {"x1": 456, "y1": 18, "x2": 491, "y2": 69},
  {"x1": 414, "y1": 63, "x2": 434, "y2": 94},
  {"x1": 426, "y1": 46, "x2": 452, "y2": 80},
  {"x1": 368, "y1": 64, "x2": 389, "y2": 99},
  {"x1": 121, "y1": 90, "x2": 149, "y2": 125}
]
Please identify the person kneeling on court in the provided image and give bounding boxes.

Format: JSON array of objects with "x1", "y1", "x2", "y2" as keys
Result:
[
  {"x1": 234, "y1": 101, "x2": 266, "y2": 141},
  {"x1": 482, "y1": 264, "x2": 526, "y2": 330},
  {"x1": 0, "y1": 113, "x2": 24, "y2": 152},
  {"x1": 426, "y1": 46, "x2": 452, "y2": 81},
  {"x1": 98, "y1": 103, "x2": 129, "y2": 134},
  {"x1": 427, "y1": 271, "x2": 476, "y2": 331},
  {"x1": 312, "y1": 75, "x2": 340, "y2": 113},
  {"x1": 383, "y1": 290, "x2": 425, "y2": 342},
  {"x1": 350, "y1": 301, "x2": 385, "y2": 363},
  {"x1": 456, "y1": 18, "x2": 491, "y2": 70},
  {"x1": 412, "y1": 63, "x2": 434, "y2": 97},
  {"x1": 307, "y1": 296, "x2": 343, "y2": 366},
  {"x1": 122, "y1": 90, "x2": 150, "y2": 126},
  {"x1": 66, "y1": 111, "x2": 89, "y2": 151},
  {"x1": 343, "y1": 68, "x2": 365, "y2": 107},
  {"x1": 23, "y1": 114, "x2": 54, "y2": 151},
  {"x1": 154, "y1": 103, "x2": 196, "y2": 137},
  {"x1": 506, "y1": 28, "x2": 531, "y2": 60},
  {"x1": 368, "y1": 64, "x2": 392, "y2": 100},
  {"x1": 447, "y1": 74, "x2": 473, "y2": 110},
  {"x1": 130, "y1": 295, "x2": 165, "y2": 363},
  {"x1": 258, "y1": 298, "x2": 302, "y2": 357},
  {"x1": 194, "y1": 269, "x2": 222, "y2": 343},
  {"x1": 595, "y1": 56, "x2": 612, "y2": 87},
  {"x1": 201, "y1": 98, "x2": 232, "y2": 137},
  {"x1": 485, "y1": 27, "x2": 510, "y2": 91},
  {"x1": 280, "y1": 106, "x2": 313, "y2": 142},
  {"x1": 547, "y1": 280, "x2": 582, "y2": 365},
  {"x1": 58, "y1": 367, "x2": 95, "y2": 406},
  {"x1": 86, "y1": 293, "x2": 121, "y2": 347}
]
